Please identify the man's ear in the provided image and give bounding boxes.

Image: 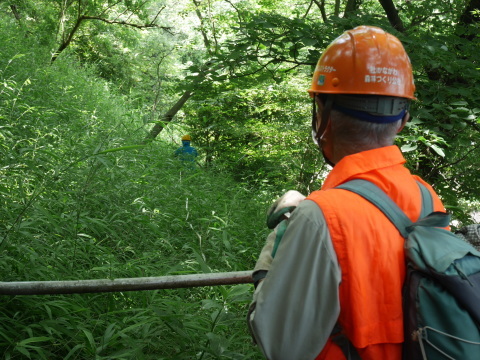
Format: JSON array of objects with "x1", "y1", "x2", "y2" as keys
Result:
[{"x1": 397, "y1": 111, "x2": 410, "y2": 133}]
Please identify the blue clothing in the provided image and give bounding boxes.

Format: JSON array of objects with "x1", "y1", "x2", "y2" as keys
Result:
[{"x1": 174, "y1": 141, "x2": 198, "y2": 164}]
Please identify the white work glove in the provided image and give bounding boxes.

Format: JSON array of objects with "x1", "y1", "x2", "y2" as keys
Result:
[{"x1": 252, "y1": 190, "x2": 306, "y2": 287}]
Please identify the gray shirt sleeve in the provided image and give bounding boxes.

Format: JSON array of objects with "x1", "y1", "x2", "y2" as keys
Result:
[{"x1": 248, "y1": 199, "x2": 341, "y2": 360}]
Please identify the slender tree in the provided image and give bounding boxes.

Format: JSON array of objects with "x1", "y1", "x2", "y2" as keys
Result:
[{"x1": 378, "y1": 0, "x2": 405, "y2": 32}]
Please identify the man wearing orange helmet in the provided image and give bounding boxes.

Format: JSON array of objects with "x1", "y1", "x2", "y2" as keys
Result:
[
  {"x1": 248, "y1": 26, "x2": 446, "y2": 359},
  {"x1": 174, "y1": 134, "x2": 198, "y2": 166}
]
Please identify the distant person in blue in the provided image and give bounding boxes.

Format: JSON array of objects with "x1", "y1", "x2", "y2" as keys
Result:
[{"x1": 174, "y1": 135, "x2": 198, "y2": 167}]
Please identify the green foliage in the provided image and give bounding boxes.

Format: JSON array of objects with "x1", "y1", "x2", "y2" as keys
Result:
[
  {"x1": 195, "y1": 0, "x2": 480, "y2": 221},
  {"x1": 73, "y1": 23, "x2": 141, "y2": 90},
  {"x1": 0, "y1": 25, "x2": 267, "y2": 358},
  {"x1": 183, "y1": 75, "x2": 327, "y2": 194},
  {"x1": 1, "y1": 0, "x2": 480, "y2": 357},
  {"x1": 395, "y1": 22, "x2": 480, "y2": 220}
]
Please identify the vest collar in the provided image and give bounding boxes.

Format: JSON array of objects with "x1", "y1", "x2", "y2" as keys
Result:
[{"x1": 321, "y1": 146, "x2": 406, "y2": 190}]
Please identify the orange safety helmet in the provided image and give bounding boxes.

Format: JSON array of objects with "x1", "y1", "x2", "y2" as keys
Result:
[
  {"x1": 308, "y1": 26, "x2": 416, "y2": 100},
  {"x1": 181, "y1": 135, "x2": 191, "y2": 141}
]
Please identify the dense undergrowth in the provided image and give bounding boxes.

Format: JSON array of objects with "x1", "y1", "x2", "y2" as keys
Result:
[
  {"x1": 0, "y1": 26, "x2": 269, "y2": 359},
  {"x1": 3, "y1": 3, "x2": 478, "y2": 357}
]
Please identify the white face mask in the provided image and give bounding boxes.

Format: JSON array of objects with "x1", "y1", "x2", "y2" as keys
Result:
[
  {"x1": 312, "y1": 95, "x2": 336, "y2": 167},
  {"x1": 312, "y1": 125, "x2": 335, "y2": 167},
  {"x1": 311, "y1": 129, "x2": 319, "y2": 146}
]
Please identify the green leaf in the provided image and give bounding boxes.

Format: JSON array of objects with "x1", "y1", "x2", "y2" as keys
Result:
[
  {"x1": 439, "y1": 123, "x2": 454, "y2": 130},
  {"x1": 303, "y1": 38, "x2": 317, "y2": 46},
  {"x1": 430, "y1": 144, "x2": 445, "y2": 157},
  {"x1": 95, "y1": 145, "x2": 146, "y2": 155},
  {"x1": 15, "y1": 347, "x2": 30, "y2": 357},
  {"x1": 226, "y1": 284, "x2": 251, "y2": 302},
  {"x1": 64, "y1": 344, "x2": 85, "y2": 360},
  {"x1": 17, "y1": 337, "x2": 52, "y2": 346},
  {"x1": 450, "y1": 101, "x2": 468, "y2": 106},
  {"x1": 206, "y1": 332, "x2": 228, "y2": 356},
  {"x1": 82, "y1": 329, "x2": 96, "y2": 351},
  {"x1": 401, "y1": 143, "x2": 418, "y2": 152},
  {"x1": 202, "y1": 299, "x2": 222, "y2": 310}
]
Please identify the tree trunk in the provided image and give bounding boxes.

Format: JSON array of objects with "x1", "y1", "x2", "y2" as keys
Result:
[
  {"x1": 334, "y1": 0, "x2": 340, "y2": 17},
  {"x1": 143, "y1": 90, "x2": 194, "y2": 143},
  {"x1": 344, "y1": 0, "x2": 358, "y2": 18},
  {"x1": 312, "y1": 0, "x2": 328, "y2": 22},
  {"x1": 457, "y1": 0, "x2": 480, "y2": 40},
  {"x1": 10, "y1": 5, "x2": 21, "y2": 21},
  {"x1": 378, "y1": 0, "x2": 405, "y2": 32},
  {"x1": 51, "y1": 15, "x2": 85, "y2": 63},
  {"x1": 192, "y1": 0, "x2": 213, "y2": 54},
  {"x1": 143, "y1": 60, "x2": 218, "y2": 142}
]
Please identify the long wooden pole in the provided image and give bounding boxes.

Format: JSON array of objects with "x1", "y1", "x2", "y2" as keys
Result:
[{"x1": 0, "y1": 271, "x2": 253, "y2": 296}]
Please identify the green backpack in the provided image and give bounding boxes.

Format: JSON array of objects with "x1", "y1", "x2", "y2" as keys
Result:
[{"x1": 337, "y1": 179, "x2": 480, "y2": 360}]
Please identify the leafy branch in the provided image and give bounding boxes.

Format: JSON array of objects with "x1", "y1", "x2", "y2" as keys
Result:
[
  {"x1": 51, "y1": 10, "x2": 172, "y2": 63},
  {"x1": 79, "y1": 15, "x2": 170, "y2": 31}
]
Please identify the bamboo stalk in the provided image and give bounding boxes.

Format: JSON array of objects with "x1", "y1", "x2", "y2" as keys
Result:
[{"x1": 0, "y1": 271, "x2": 253, "y2": 296}]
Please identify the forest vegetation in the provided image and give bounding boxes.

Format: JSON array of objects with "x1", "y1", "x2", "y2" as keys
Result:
[{"x1": 0, "y1": 0, "x2": 479, "y2": 358}]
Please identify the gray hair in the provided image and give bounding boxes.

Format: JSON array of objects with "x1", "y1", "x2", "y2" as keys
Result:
[{"x1": 330, "y1": 109, "x2": 403, "y2": 153}]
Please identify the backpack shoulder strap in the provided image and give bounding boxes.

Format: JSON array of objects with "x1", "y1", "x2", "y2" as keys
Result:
[
  {"x1": 417, "y1": 181, "x2": 433, "y2": 218},
  {"x1": 336, "y1": 179, "x2": 416, "y2": 238}
]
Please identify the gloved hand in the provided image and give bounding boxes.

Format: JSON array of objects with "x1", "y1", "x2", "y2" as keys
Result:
[
  {"x1": 253, "y1": 190, "x2": 306, "y2": 287},
  {"x1": 266, "y1": 190, "x2": 307, "y2": 229}
]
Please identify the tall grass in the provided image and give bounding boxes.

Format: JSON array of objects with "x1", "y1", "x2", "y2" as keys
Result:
[{"x1": 0, "y1": 25, "x2": 268, "y2": 359}]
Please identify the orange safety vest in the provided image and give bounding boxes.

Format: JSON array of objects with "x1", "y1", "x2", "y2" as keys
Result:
[{"x1": 307, "y1": 146, "x2": 445, "y2": 360}]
